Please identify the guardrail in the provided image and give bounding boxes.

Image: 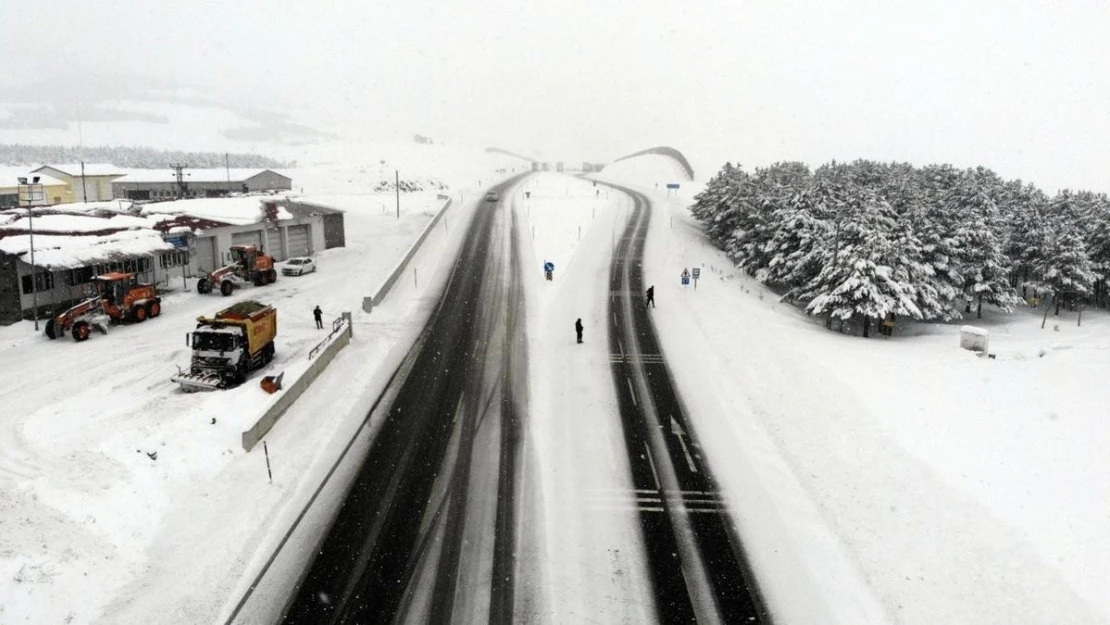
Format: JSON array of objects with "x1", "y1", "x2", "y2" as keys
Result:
[
  {"x1": 363, "y1": 197, "x2": 453, "y2": 313},
  {"x1": 241, "y1": 312, "x2": 353, "y2": 452}
]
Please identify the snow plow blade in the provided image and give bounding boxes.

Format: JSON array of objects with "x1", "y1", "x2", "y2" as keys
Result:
[{"x1": 171, "y1": 372, "x2": 227, "y2": 392}]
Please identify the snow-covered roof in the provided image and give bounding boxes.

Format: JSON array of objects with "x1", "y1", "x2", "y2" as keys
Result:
[
  {"x1": 43, "y1": 199, "x2": 135, "y2": 214},
  {"x1": 0, "y1": 229, "x2": 174, "y2": 269},
  {"x1": 113, "y1": 168, "x2": 290, "y2": 184},
  {"x1": 32, "y1": 163, "x2": 126, "y2": 177},
  {"x1": 0, "y1": 212, "x2": 150, "y2": 234},
  {"x1": 0, "y1": 167, "x2": 68, "y2": 188},
  {"x1": 140, "y1": 196, "x2": 294, "y2": 227}
]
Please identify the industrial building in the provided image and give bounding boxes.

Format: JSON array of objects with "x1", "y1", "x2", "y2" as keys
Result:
[
  {"x1": 112, "y1": 169, "x2": 292, "y2": 200},
  {"x1": 32, "y1": 163, "x2": 127, "y2": 202},
  {"x1": 0, "y1": 196, "x2": 343, "y2": 325}
]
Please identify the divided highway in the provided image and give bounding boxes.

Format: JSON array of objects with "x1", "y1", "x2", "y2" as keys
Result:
[{"x1": 273, "y1": 177, "x2": 766, "y2": 624}]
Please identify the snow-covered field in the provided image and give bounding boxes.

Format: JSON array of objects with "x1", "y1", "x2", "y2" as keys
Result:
[{"x1": 0, "y1": 146, "x2": 519, "y2": 624}]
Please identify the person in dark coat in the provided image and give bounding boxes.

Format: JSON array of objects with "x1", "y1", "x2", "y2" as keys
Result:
[
  {"x1": 313, "y1": 305, "x2": 324, "y2": 329},
  {"x1": 575, "y1": 318, "x2": 583, "y2": 344},
  {"x1": 646, "y1": 285, "x2": 655, "y2": 308}
]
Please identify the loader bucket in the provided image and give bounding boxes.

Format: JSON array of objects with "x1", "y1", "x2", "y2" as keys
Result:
[{"x1": 171, "y1": 371, "x2": 227, "y2": 392}]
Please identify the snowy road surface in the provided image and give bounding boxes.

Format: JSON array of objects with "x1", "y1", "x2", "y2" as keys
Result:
[
  {"x1": 280, "y1": 175, "x2": 766, "y2": 624},
  {"x1": 282, "y1": 176, "x2": 529, "y2": 623},
  {"x1": 604, "y1": 183, "x2": 764, "y2": 623}
]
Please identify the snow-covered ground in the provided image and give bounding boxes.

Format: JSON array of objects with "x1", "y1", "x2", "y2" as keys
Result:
[
  {"x1": 594, "y1": 162, "x2": 1110, "y2": 623},
  {"x1": 4, "y1": 148, "x2": 1106, "y2": 624},
  {"x1": 0, "y1": 146, "x2": 518, "y2": 624}
]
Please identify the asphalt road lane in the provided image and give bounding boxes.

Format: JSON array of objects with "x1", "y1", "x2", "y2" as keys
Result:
[
  {"x1": 282, "y1": 179, "x2": 527, "y2": 625},
  {"x1": 605, "y1": 183, "x2": 768, "y2": 624}
]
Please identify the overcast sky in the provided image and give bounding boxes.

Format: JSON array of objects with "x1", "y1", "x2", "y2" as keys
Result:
[{"x1": 2, "y1": 0, "x2": 1109, "y2": 191}]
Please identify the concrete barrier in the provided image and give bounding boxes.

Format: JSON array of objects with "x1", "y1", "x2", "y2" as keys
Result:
[
  {"x1": 241, "y1": 312, "x2": 353, "y2": 451},
  {"x1": 367, "y1": 197, "x2": 453, "y2": 308}
]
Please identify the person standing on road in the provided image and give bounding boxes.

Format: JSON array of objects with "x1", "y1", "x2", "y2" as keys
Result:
[
  {"x1": 313, "y1": 305, "x2": 324, "y2": 330},
  {"x1": 575, "y1": 318, "x2": 583, "y2": 344},
  {"x1": 646, "y1": 285, "x2": 655, "y2": 308}
]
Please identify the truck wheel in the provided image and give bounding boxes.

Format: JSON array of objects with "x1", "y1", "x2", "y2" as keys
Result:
[
  {"x1": 266, "y1": 269, "x2": 277, "y2": 284},
  {"x1": 133, "y1": 306, "x2": 147, "y2": 322},
  {"x1": 45, "y1": 318, "x2": 58, "y2": 340},
  {"x1": 148, "y1": 302, "x2": 161, "y2": 318},
  {"x1": 263, "y1": 342, "x2": 275, "y2": 364},
  {"x1": 220, "y1": 280, "x2": 234, "y2": 296},
  {"x1": 197, "y1": 278, "x2": 210, "y2": 294},
  {"x1": 253, "y1": 273, "x2": 265, "y2": 287},
  {"x1": 72, "y1": 322, "x2": 90, "y2": 342}
]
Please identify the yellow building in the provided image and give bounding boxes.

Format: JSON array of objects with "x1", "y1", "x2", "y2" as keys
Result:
[
  {"x1": 0, "y1": 167, "x2": 73, "y2": 207},
  {"x1": 32, "y1": 163, "x2": 125, "y2": 203}
]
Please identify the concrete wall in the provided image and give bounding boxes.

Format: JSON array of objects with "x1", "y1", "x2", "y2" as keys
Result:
[
  {"x1": 241, "y1": 313, "x2": 352, "y2": 451},
  {"x1": 365, "y1": 198, "x2": 451, "y2": 311}
]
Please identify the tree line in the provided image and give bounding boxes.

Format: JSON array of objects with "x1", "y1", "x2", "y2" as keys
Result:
[
  {"x1": 690, "y1": 160, "x2": 1109, "y2": 336},
  {"x1": 0, "y1": 143, "x2": 292, "y2": 169}
]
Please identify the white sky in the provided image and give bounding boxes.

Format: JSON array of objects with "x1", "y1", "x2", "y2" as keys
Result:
[{"x1": 2, "y1": 0, "x2": 1109, "y2": 191}]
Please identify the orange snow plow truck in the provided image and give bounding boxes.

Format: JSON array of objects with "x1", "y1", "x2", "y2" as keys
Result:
[
  {"x1": 196, "y1": 244, "x2": 276, "y2": 296},
  {"x1": 171, "y1": 300, "x2": 277, "y2": 392},
  {"x1": 45, "y1": 272, "x2": 162, "y2": 342}
]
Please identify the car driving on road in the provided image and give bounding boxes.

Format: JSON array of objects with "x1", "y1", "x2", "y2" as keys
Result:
[
  {"x1": 281, "y1": 257, "x2": 317, "y2": 276},
  {"x1": 485, "y1": 190, "x2": 499, "y2": 202}
]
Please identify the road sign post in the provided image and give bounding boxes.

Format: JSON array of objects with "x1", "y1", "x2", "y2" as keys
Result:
[
  {"x1": 681, "y1": 268, "x2": 690, "y2": 287},
  {"x1": 691, "y1": 267, "x2": 700, "y2": 289}
]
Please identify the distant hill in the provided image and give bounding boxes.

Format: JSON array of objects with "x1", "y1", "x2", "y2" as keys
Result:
[{"x1": 0, "y1": 143, "x2": 294, "y2": 169}]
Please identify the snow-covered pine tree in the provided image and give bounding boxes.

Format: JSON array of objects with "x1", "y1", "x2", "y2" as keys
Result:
[
  {"x1": 948, "y1": 170, "x2": 1020, "y2": 318},
  {"x1": 1035, "y1": 192, "x2": 1098, "y2": 315},
  {"x1": 999, "y1": 181, "x2": 1049, "y2": 298},
  {"x1": 1081, "y1": 193, "x2": 1110, "y2": 307},
  {"x1": 691, "y1": 162, "x2": 746, "y2": 246},
  {"x1": 763, "y1": 168, "x2": 844, "y2": 290},
  {"x1": 909, "y1": 164, "x2": 964, "y2": 318},
  {"x1": 794, "y1": 192, "x2": 921, "y2": 337}
]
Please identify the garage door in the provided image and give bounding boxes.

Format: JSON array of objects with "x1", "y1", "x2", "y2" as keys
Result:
[
  {"x1": 232, "y1": 230, "x2": 263, "y2": 249},
  {"x1": 266, "y1": 228, "x2": 284, "y2": 260},
  {"x1": 194, "y1": 237, "x2": 217, "y2": 273},
  {"x1": 287, "y1": 225, "x2": 311, "y2": 257}
]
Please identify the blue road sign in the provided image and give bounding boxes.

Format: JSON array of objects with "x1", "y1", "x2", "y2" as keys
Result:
[
  {"x1": 681, "y1": 276, "x2": 690, "y2": 286},
  {"x1": 165, "y1": 235, "x2": 188, "y2": 249},
  {"x1": 666, "y1": 183, "x2": 680, "y2": 189},
  {"x1": 544, "y1": 261, "x2": 555, "y2": 272}
]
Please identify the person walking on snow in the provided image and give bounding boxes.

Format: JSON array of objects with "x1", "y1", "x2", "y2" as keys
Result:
[
  {"x1": 575, "y1": 318, "x2": 584, "y2": 344},
  {"x1": 646, "y1": 285, "x2": 655, "y2": 308},
  {"x1": 313, "y1": 305, "x2": 324, "y2": 330}
]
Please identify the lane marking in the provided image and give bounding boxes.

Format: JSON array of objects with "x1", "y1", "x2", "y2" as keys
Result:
[
  {"x1": 670, "y1": 416, "x2": 699, "y2": 474},
  {"x1": 626, "y1": 377, "x2": 637, "y2": 407},
  {"x1": 643, "y1": 441, "x2": 661, "y2": 490}
]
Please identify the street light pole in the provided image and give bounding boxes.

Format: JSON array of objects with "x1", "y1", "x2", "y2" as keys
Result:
[{"x1": 17, "y1": 176, "x2": 44, "y2": 331}]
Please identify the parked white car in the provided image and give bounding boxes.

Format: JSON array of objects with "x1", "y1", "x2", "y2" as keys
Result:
[{"x1": 282, "y1": 257, "x2": 317, "y2": 276}]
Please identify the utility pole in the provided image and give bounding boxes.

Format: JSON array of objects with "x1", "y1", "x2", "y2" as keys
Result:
[
  {"x1": 225, "y1": 152, "x2": 231, "y2": 194},
  {"x1": 395, "y1": 170, "x2": 400, "y2": 219},
  {"x1": 170, "y1": 163, "x2": 188, "y2": 199},
  {"x1": 80, "y1": 161, "x2": 88, "y2": 203}
]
